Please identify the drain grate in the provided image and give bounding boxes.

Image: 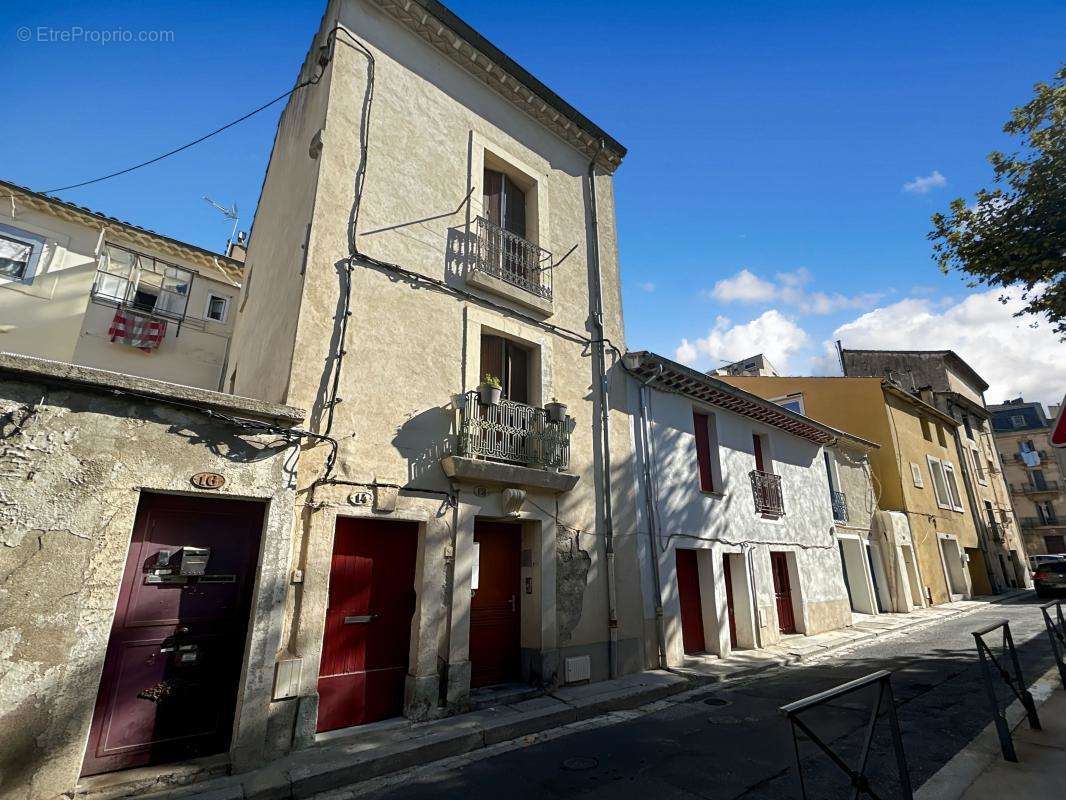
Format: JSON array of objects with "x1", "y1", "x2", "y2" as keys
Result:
[
  {"x1": 703, "y1": 696, "x2": 730, "y2": 706},
  {"x1": 561, "y1": 756, "x2": 599, "y2": 771}
]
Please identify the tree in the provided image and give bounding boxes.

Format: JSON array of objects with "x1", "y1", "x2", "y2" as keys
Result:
[{"x1": 929, "y1": 65, "x2": 1066, "y2": 336}]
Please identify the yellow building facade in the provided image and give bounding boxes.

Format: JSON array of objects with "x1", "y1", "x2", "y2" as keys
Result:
[{"x1": 721, "y1": 376, "x2": 984, "y2": 605}]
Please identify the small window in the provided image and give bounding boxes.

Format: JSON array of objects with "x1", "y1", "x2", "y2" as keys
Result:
[
  {"x1": 971, "y1": 447, "x2": 988, "y2": 485},
  {"x1": 1010, "y1": 415, "x2": 1026, "y2": 428},
  {"x1": 910, "y1": 463, "x2": 924, "y2": 488},
  {"x1": 772, "y1": 394, "x2": 804, "y2": 414},
  {"x1": 943, "y1": 462, "x2": 964, "y2": 511},
  {"x1": 935, "y1": 424, "x2": 947, "y2": 448},
  {"x1": 927, "y1": 456, "x2": 951, "y2": 509},
  {"x1": 692, "y1": 410, "x2": 721, "y2": 493},
  {"x1": 920, "y1": 417, "x2": 932, "y2": 442},
  {"x1": 962, "y1": 416, "x2": 973, "y2": 439},
  {"x1": 205, "y1": 293, "x2": 229, "y2": 322},
  {"x1": 0, "y1": 224, "x2": 46, "y2": 283}
]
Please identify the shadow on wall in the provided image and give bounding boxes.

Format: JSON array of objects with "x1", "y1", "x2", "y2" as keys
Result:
[{"x1": 392, "y1": 404, "x2": 455, "y2": 487}]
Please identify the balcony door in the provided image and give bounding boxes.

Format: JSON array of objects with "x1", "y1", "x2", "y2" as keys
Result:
[
  {"x1": 484, "y1": 168, "x2": 527, "y2": 239},
  {"x1": 480, "y1": 333, "x2": 530, "y2": 404}
]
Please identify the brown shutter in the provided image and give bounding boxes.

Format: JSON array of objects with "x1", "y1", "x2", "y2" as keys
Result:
[
  {"x1": 480, "y1": 334, "x2": 504, "y2": 387},
  {"x1": 753, "y1": 434, "x2": 765, "y2": 472},
  {"x1": 503, "y1": 176, "x2": 526, "y2": 238},
  {"x1": 507, "y1": 343, "x2": 529, "y2": 405},
  {"x1": 693, "y1": 412, "x2": 714, "y2": 492},
  {"x1": 483, "y1": 169, "x2": 503, "y2": 225}
]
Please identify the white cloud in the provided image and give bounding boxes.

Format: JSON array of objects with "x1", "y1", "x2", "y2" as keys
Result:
[
  {"x1": 707, "y1": 268, "x2": 881, "y2": 315},
  {"x1": 677, "y1": 310, "x2": 811, "y2": 372},
  {"x1": 637, "y1": 281, "x2": 656, "y2": 293},
  {"x1": 902, "y1": 170, "x2": 947, "y2": 194},
  {"x1": 831, "y1": 287, "x2": 1065, "y2": 405}
]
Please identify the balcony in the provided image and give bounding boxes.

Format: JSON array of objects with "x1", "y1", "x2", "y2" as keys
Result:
[
  {"x1": 751, "y1": 470, "x2": 785, "y2": 516},
  {"x1": 1013, "y1": 450, "x2": 1047, "y2": 462},
  {"x1": 468, "y1": 216, "x2": 553, "y2": 314},
  {"x1": 830, "y1": 489, "x2": 848, "y2": 523},
  {"x1": 441, "y1": 391, "x2": 577, "y2": 493},
  {"x1": 1013, "y1": 480, "x2": 1060, "y2": 496},
  {"x1": 1021, "y1": 517, "x2": 1061, "y2": 529}
]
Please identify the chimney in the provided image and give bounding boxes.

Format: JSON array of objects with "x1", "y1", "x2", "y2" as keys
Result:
[{"x1": 226, "y1": 231, "x2": 247, "y2": 263}]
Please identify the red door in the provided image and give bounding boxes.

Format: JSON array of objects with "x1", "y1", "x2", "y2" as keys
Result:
[
  {"x1": 770, "y1": 552, "x2": 797, "y2": 634},
  {"x1": 676, "y1": 549, "x2": 706, "y2": 654},
  {"x1": 470, "y1": 521, "x2": 521, "y2": 688},
  {"x1": 317, "y1": 519, "x2": 418, "y2": 732},
  {"x1": 723, "y1": 555, "x2": 738, "y2": 648},
  {"x1": 82, "y1": 494, "x2": 264, "y2": 777}
]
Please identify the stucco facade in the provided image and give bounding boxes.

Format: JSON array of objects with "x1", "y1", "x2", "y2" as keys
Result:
[
  {"x1": 0, "y1": 353, "x2": 302, "y2": 800},
  {"x1": 223, "y1": 0, "x2": 643, "y2": 753},
  {"x1": 722, "y1": 376, "x2": 983, "y2": 607},
  {"x1": 0, "y1": 181, "x2": 243, "y2": 391}
]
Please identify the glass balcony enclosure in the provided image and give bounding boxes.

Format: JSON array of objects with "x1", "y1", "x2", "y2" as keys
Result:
[{"x1": 92, "y1": 244, "x2": 195, "y2": 323}]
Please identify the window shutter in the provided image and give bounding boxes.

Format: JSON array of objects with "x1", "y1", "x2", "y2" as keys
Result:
[
  {"x1": 753, "y1": 434, "x2": 765, "y2": 473},
  {"x1": 693, "y1": 412, "x2": 714, "y2": 492},
  {"x1": 480, "y1": 334, "x2": 504, "y2": 387},
  {"x1": 507, "y1": 342, "x2": 529, "y2": 405},
  {"x1": 503, "y1": 176, "x2": 526, "y2": 238},
  {"x1": 483, "y1": 168, "x2": 503, "y2": 225}
]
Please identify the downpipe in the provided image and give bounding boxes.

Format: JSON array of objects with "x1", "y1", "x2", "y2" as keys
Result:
[{"x1": 637, "y1": 369, "x2": 668, "y2": 669}]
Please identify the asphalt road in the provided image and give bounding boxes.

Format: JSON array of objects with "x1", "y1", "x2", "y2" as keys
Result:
[{"x1": 355, "y1": 593, "x2": 1056, "y2": 800}]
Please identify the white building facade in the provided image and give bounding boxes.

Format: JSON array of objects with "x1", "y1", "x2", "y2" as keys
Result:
[{"x1": 624, "y1": 352, "x2": 876, "y2": 666}]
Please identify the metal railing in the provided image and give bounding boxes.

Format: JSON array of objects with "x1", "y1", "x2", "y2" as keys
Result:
[
  {"x1": 971, "y1": 619, "x2": 1041, "y2": 761},
  {"x1": 1013, "y1": 450, "x2": 1047, "y2": 461},
  {"x1": 751, "y1": 470, "x2": 785, "y2": 515},
  {"x1": 1021, "y1": 516, "x2": 1060, "y2": 529},
  {"x1": 1014, "y1": 480, "x2": 1059, "y2": 494},
  {"x1": 457, "y1": 390, "x2": 569, "y2": 471},
  {"x1": 1040, "y1": 599, "x2": 1066, "y2": 690},
  {"x1": 780, "y1": 670, "x2": 912, "y2": 800},
  {"x1": 473, "y1": 216, "x2": 553, "y2": 301},
  {"x1": 830, "y1": 489, "x2": 848, "y2": 523},
  {"x1": 986, "y1": 521, "x2": 1005, "y2": 542}
]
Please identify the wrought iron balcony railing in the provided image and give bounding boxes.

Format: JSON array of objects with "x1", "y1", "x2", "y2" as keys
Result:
[
  {"x1": 473, "y1": 216, "x2": 553, "y2": 301},
  {"x1": 750, "y1": 470, "x2": 785, "y2": 516},
  {"x1": 1021, "y1": 516, "x2": 1060, "y2": 529},
  {"x1": 457, "y1": 390, "x2": 569, "y2": 471},
  {"x1": 830, "y1": 489, "x2": 848, "y2": 523},
  {"x1": 1014, "y1": 480, "x2": 1060, "y2": 495}
]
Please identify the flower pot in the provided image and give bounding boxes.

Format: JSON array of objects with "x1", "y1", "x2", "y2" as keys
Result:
[
  {"x1": 545, "y1": 401, "x2": 567, "y2": 423},
  {"x1": 479, "y1": 384, "x2": 502, "y2": 405}
]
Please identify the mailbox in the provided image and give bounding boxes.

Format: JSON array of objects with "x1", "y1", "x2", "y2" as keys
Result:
[{"x1": 173, "y1": 547, "x2": 210, "y2": 576}]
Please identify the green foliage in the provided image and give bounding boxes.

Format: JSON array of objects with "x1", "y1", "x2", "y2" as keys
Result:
[
  {"x1": 481, "y1": 373, "x2": 502, "y2": 389},
  {"x1": 929, "y1": 65, "x2": 1066, "y2": 336}
]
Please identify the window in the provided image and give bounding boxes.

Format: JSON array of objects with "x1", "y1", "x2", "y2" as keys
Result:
[
  {"x1": 692, "y1": 410, "x2": 721, "y2": 493},
  {"x1": 971, "y1": 446, "x2": 987, "y2": 484},
  {"x1": 1011, "y1": 415, "x2": 1026, "y2": 428},
  {"x1": 962, "y1": 416, "x2": 973, "y2": 439},
  {"x1": 205, "y1": 293, "x2": 229, "y2": 322},
  {"x1": 935, "y1": 424, "x2": 947, "y2": 448},
  {"x1": 772, "y1": 394, "x2": 804, "y2": 414},
  {"x1": 920, "y1": 417, "x2": 932, "y2": 442},
  {"x1": 927, "y1": 456, "x2": 951, "y2": 509},
  {"x1": 943, "y1": 462, "x2": 965, "y2": 511},
  {"x1": 480, "y1": 333, "x2": 531, "y2": 404},
  {"x1": 0, "y1": 224, "x2": 46, "y2": 283},
  {"x1": 1037, "y1": 501, "x2": 1059, "y2": 525},
  {"x1": 1045, "y1": 535, "x2": 1066, "y2": 554},
  {"x1": 910, "y1": 462, "x2": 924, "y2": 488},
  {"x1": 93, "y1": 244, "x2": 194, "y2": 320}
]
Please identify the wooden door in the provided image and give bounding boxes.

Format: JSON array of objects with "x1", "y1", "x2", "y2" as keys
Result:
[
  {"x1": 317, "y1": 519, "x2": 418, "y2": 732},
  {"x1": 770, "y1": 552, "x2": 796, "y2": 634},
  {"x1": 722, "y1": 554, "x2": 738, "y2": 649},
  {"x1": 470, "y1": 521, "x2": 522, "y2": 688},
  {"x1": 82, "y1": 494, "x2": 264, "y2": 777},
  {"x1": 676, "y1": 549, "x2": 706, "y2": 654}
]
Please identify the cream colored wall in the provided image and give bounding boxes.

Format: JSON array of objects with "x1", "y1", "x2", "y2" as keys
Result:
[{"x1": 0, "y1": 204, "x2": 238, "y2": 390}]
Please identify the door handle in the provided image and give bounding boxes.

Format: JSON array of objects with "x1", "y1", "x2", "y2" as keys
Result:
[{"x1": 344, "y1": 614, "x2": 379, "y2": 624}]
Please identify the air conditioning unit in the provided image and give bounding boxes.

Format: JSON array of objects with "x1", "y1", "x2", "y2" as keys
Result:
[{"x1": 564, "y1": 655, "x2": 591, "y2": 684}]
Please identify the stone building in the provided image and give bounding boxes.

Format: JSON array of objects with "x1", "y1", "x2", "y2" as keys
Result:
[
  {"x1": 990, "y1": 397, "x2": 1066, "y2": 562},
  {"x1": 0, "y1": 353, "x2": 303, "y2": 800},
  {"x1": 0, "y1": 179, "x2": 244, "y2": 391},
  {"x1": 222, "y1": 0, "x2": 642, "y2": 752},
  {"x1": 840, "y1": 349, "x2": 1028, "y2": 591},
  {"x1": 623, "y1": 353, "x2": 879, "y2": 666},
  {"x1": 720, "y1": 375, "x2": 987, "y2": 606}
]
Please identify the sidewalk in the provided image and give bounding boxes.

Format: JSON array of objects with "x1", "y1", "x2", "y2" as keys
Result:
[
  {"x1": 916, "y1": 664, "x2": 1066, "y2": 799},
  {"x1": 83, "y1": 591, "x2": 1029, "y2": 800}
]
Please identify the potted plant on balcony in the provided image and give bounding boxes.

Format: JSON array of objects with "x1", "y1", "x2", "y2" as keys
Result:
[
  {"x1": 545, "y1": 397, "x2": 567, "y2": 423},
  {"x1": 478, "y1": 373, "x2": 502, "y2": 405}
]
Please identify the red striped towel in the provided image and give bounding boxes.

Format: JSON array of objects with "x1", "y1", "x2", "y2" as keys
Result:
[{"x1": 109, "y1": 309, "x2": 167, "y2": 352}]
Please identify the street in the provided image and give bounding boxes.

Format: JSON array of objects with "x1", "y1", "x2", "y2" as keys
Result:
[{"x1": 338, "y1": 594, "x2": 1055, "y2": 800}]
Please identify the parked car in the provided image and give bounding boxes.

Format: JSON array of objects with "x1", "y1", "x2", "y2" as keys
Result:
[
  {"x1": 1033, "y1": 560, "x2": 1066, "y2": 598},
  {"x1": 1030, "y1": 553, "x2": 1066, "y2": 571}
]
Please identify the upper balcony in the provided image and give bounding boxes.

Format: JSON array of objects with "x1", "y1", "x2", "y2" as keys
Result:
[
  {"x1": 441, "y1": 390, "x2": 577, "y2": 493},
  {"x1": 1021, "y1": 516, "x2": 1060, "y2": 529},
  {"x1": 1012, "y1": 480, "x2": 1060, "y2": 497},
  {"x1": 467, "y1": 216, "x2": 554, "y2": 315},
  {"x1": 750, "y1": 470, "x2": 785, "y2": 516},
  {"x1": 830, "y1": 489, "x2": 848, "y2": 523}
]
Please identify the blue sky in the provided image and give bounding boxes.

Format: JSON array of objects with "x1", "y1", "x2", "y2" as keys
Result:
[{"x1": 3, "y1": 1, "x2": 1064, "y2": 402}]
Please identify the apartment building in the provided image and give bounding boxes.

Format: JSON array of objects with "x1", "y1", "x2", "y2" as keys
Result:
[
  {"x1": 840, "y1": 349, "x2": 1027, "y2": 591},
  {"x1": 624, "y1": 353, "x2": 881, "y2": 667},
  {"x1": 0, "y1": 179, "x2": 243, "y2": 390},
  {"x1": 991, "y1": 398, "x2": 1066, "y2": 561},
  {"x1": 217, "y1": 0, "x2": 644, "y2": 755},
  {"x1": 721, "y1": 375, "x2": 988, "y2": 606}
]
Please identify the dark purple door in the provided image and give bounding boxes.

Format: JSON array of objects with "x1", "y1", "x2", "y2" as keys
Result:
[
  {"x1": 317, "y1": 519, "x2": 418, "y2": 732},
  {"x1": 82, "y1": 494, "x2": 264, "y2": 777}
]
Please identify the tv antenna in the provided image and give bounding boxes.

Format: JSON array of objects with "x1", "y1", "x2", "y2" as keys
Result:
[{"x1": 203, "y1": 196, "x2": 239, "y2": 243}]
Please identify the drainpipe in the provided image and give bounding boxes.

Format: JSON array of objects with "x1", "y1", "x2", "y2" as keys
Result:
[
  {"x1": 634, "y1": 363, "x2": 668, "y2": 668},
  {"x1": 948, "y1": 401, "x2": 1001, "y2": 594},
  {"x1": 587, "y1": 143, "x2": 619, "y2": 678}
]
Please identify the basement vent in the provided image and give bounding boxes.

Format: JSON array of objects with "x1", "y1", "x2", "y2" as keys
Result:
[{"x1": 564, "y1": 655, "x2": 591, "y2": 684}]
